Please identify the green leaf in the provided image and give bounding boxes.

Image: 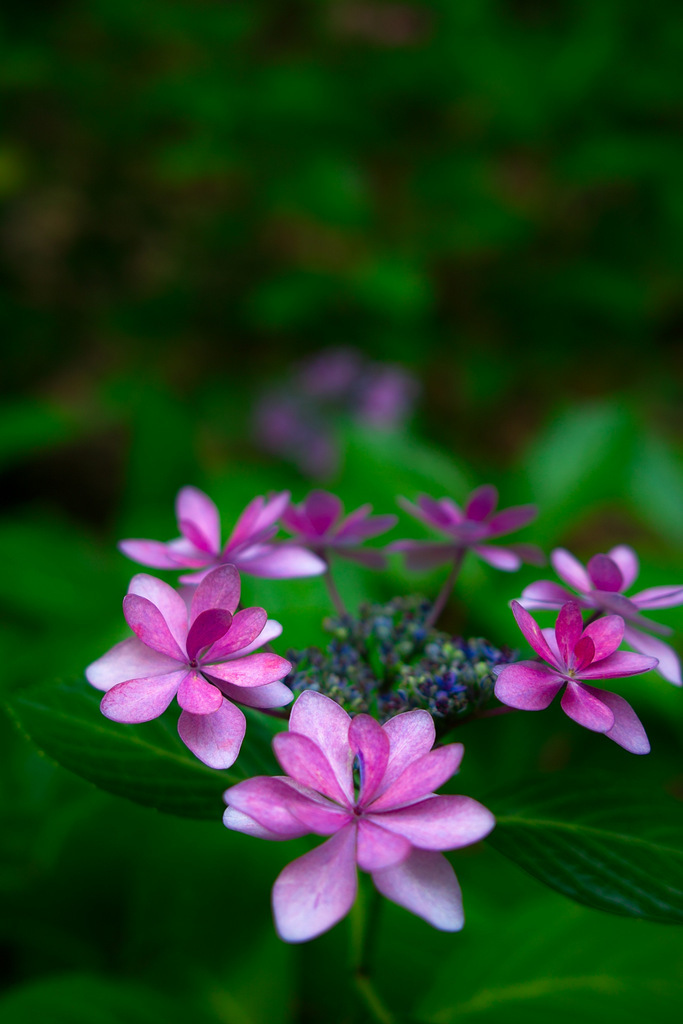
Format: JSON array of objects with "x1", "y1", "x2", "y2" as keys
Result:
[
  {"x1": 6, "y1": 677, "x2": 283, "y2": 819},
  {"x1": 486, "y1": 776, "x2": 683, "y2": 923}
]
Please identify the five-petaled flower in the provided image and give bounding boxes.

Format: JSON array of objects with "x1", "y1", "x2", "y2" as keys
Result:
[
  {"x1": 281, "y1": 489, "x2": 398, "y2": 570},
  {"x1": 494, "y1": 601, "x2": 658, "y2": 753},
  {"x1": 519, "y1": 545, "x2": 683, "y2": 685},
  {"x1": 86, "y1": 566, "x2": 292, "y2": 768},
  {"x1": 223, "y1": 690, "x2": 495, "y2": 942},
  {"x1": 388, "y1": 485, "x2": 540, "y2": 572},
  {"x1": 119, "y1": 486, "x2": 326, "y2": 583}
]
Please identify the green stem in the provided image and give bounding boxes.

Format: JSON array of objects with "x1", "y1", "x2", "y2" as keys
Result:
[
  {"x1": 351, "y1": 885, "x2": 395, "y2": 1024},
  {"x1": 324, "y1": 561, "x2": 348, "y2": 616},
  {"x1": 425, "y1": 549, "x2": 465, "y2": 630}
]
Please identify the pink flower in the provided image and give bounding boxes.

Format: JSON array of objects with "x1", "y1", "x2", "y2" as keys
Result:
[
  {"x1": 223, "y1": 690, "x2": 495, "y2": 942},
  {"x1": 281, "y1": 490, "x2": 398, "y2": 570},
  {"x1": 119, "y1": 486, "x2": 326, "y2": 583},
  {"x1": 519, "y1": 546, "x2": 683, "y2": 685},
  {"x1": 494, "y1": 601, "x2": 658, "y2": 754},
  {"x1": 388, "y1": 485, "x2": 540, "y2": 572},
  {"x1": 86, "y1": 566, "x2": 293, "y2": 769}
]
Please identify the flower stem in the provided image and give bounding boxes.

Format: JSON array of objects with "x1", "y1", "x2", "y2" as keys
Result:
[
  {"x1": 425, "y1": 549, "x2": 464, "y2": 630},
  {"x1": 351, "y1": 885, "x2": 395, "y2": 1024},
  {"x1": 324, "y1": 562, "x2": 348, "y2": 616}
]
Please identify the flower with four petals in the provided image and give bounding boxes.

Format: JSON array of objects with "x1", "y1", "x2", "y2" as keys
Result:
[
  {"x1": 281, "y1": 489, "x2": 398, "y2": 569},
  {"x1": 223, "y1": 690, "x2": 495, "y2": 942}
]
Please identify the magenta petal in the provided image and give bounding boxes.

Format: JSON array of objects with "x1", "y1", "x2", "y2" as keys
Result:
[
  {"x1": 334, "y1": 509, "x2": 397, "y2": 544},
  {"x1": 551, "y1": 548, "x2": 592, "y2": 593},
  {"x1": 417, "y1": 494, "x2": 461, "y2": 528},
  {"x1": 273, "y1": 826, "x2": 358, "y2": 943},
  {"x1": 208, "y1": 607, "x2": 268, "y2": 659},
  {"x1": 378, "y1": 710, "x2": 435, "y2": 796},
  {"x1": 474, "y1": 545, "x2": 521, "y2": 571},
  {"x1": 486, "y1": 504, "x2": 537, "y2": 537},
  {"x1": 226, "y1": 776, "x2": 347, "y2": 836},
  {"x1": 289, "y1": 691, "x2": 354, "y2": 803},
  {"x1": 372, "y1": 849, "x2": 464, "y2": 931},
  {"x1": 369, "y1": 744, "x2": 464, "y2": 813},
  {"x1": 234, "y1": 617, "x2": 282, "y2": 655},
  {"x1": 221, "y1": 680, "x2": 292, "y2": 708},
  {"x1": 555, "y1": 602, "x2": 584, "y2": 666},
  {"x1": 190, "y1": 564, "x2": 241, "y2": 621},
  {"x1": 519, "y1": 580, "x2": 578, "y2": 610},
  {"x1": 122, "y1": 594, "x2": 186, "y2": 661},
  {"x1": 494, "y1": 662, "x2": 565, "y2": 710},
  {"x1": 560, "y1": 681, "x2": 614, "y2": 733},
  {"x1": 176, "y1": 671, "x2": 223, "y2": 714},
  {"x1": 387, "y1": 541, "x2": 458, "y2": 572},
  {"x1": 86, "y1": 637, "x2": 181, "y2": 691},
  {"x1": 118, "y1": 539, "x2": 192, "y2": 569},
  {"x1": 237, "y1": 544, "x2": 327, "y2": 578},
  {"x1": 622, "y1": 626, "x2": 681, "y2": 686},
  {"x1": 572, "y1": 636, "x2": 595, "y2": 671},
  {"x1": 205, "y1": 652, "x2": 291, "y2": 688},
  {"x1": 357, "y1": 819, "x2": 411, "y2": 871},
  {"x1": 587, "y1": 554, "x2": 623, "y2": 593},
  {"x1": 580, "y1": 685, "x2": 650, "y2": 754},
  {"x1": 583, "y1": 615, "x2": 624, "y2": 662},
  {"x1": 101, "y1": 670, "x2": 183, "y2": 723},
  {"x1": 349, "y1": 715, "x2": 390, "y2": 805},
  {"x1": 303, "y1": 490, "x2": 343, "y2": 535},
  {"x1": 175, "y1": 486, "x2": 221, "y2": 554},
  {"x1": 186, "y1": 609, "x2": 232, "y2": 661},
  {"x1": 273, "y1": 732, "x2": 350, "y2": 804},
  {"x1": 510, "y1": 601, "x2": 557, "y2": 665},
  {"x1": 631, "y1": 584, "x2": 683, "y2": 610},
  {"x1": 465, "y1": 485, "x2": 498, "y2": 522},
  {"x1": 607, "y1": 545, "x2": 639, "y2": 589},
  {"x1": 177, "y1": 698, "x2": 246, "y2": 769},
  {"x1": 224, "y1": 778, "x2": 318, "y2": 838},
  {"x1": 222, "y1": 806, "x2": 307, "y2": 841},
  {"x1": 227, "y1": 495, "x2": 269, "y2": 549},
  {"x1": 577, "y1": 650, "x2": 658, "y2": 679},
  {"x1": 127, "y1": 573, "x2": 189, "y2": 651},
  {"x1": 371, "y1": 795, "x2": 495, "y2": 850}
]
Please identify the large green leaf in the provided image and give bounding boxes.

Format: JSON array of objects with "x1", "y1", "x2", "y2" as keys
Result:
[
  {"x1": 486, "y1": 776, "x2": 683, "y2": 923},
  {"x1": 6, "y1": 677, "x2": 283, "y2": 819}
]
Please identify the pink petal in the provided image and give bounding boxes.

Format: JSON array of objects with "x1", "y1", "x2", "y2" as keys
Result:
[
  {"x1": 207, "y1": 607, "x2": 268, "y2": 659},
  {"x1": 273, "y1": 825, "x2": 358, "y2": 943},
  {"x1": 336, "y1": 547, "x2": 388, "y2": 570},
  {"x1": 127, "y1": 573, "x2": 189, "y2": 652},
  {"x1": 572, "y1": 636, "x2": 595, "y2": 671},
  {"x1": 551, "y1": 548, "x2": 592, "y2": 593},
  {"x1": 100, "y1": 670, "x2": 184, "y2": 723},
  {"x1": 560, "y1": 681, "x2": 614, "y2": 732},
  {"x1": 622, "y1": 626, "x2": 682, "y2": 686},
  {"x1": 510, "y1": 601, "x2": 557, "y2": 665},
  {"x1": 608, "y1": 545, "x2": 639, "y2": 590},
  {"x1": 273, "y1": 731, "x2": 350, "y2": 805},
  {"x1": 370, "y1": 795, "x2": 495, "y2": 850},
  {"x1": 465, "y1": 485, "x2": 498, "y2": 522},
  {"x1": 288, "y1": 691, "x2": 354, "y2": 803},
  {"x1": 356, "y1": 819, "x2": 411, "y2": 871},
  {"x1": 226, "y1": 777, "x2": 348, "y2": 836},
  {"x1": 377, "y1": 709, "x2": 435, "y2": 797},
  {"x1": 577, "y1": 650, "x2": 658, "y2": 679},
  {"x1": 175, "y1": 486, "x2": 221, "y2": 554},
  {"x1": 417, "y1": 494, "x2": 462, "y2": 528},
  {"x1": 485, "y1": 504, "x2": 537, "y2": 537},
  {"x1": 593, "y1": 591, "x2": 671, "y2": 634},
  {"x1": 226, "y1": 496, "x2": 267, "y2": 549},
  {"x1": 369, "y1": 744, "x2": 464, "y2": 812},
  {"x1": 387, "y1": 540, "x2": 457, "y2": 572},
  {"x1": 473, "y1": 545, "x2": 521, "y2": 571},
  {"x1": 220, "y1": 680, "x2": 293, "y2": 709},
  {"x1": 234, "y1": 617, "x2": 282, "y2": 655},
  {"x1": 334, "y1": 509, "x2": 397, "y2": 544},
  {"x1": 205, "y1": 652, "x2": 291, "y2": 688},
  {"x1": 176, "y1": 671, "x2": 224, "y2": 714},
  {"x1": 518, "y1": 580, "x2": 578, "y2": 610},
  {"x1": 122, "y1": 594, "x2": 186, "y2": 661},
  {"x1": 186, "y1": 609, "x2": 232, "y2": 661},
  {"x1": 494, "y1": 661, "x2": 565, "y2": 710},
  {"x1": 580, "y1": 685, "x2": 650, "y2": 754},
  {"x1": 583, "y1": 615, "x2": 624, "y2": 662},
  {"x1": 506, "y1": 542, "x2": 546, "y2": 567},
  {"x1": 235, "y1": 544, "x2": 327, "y2": 578},
  {"x1": 281, "y1": 504, "x2": 311, "y2": 538},
  {"x1": 166, "y1": 537, "x2": 215, "y2": 567},
  {"x1": 372, "y1": 849, "x2": 464, "y2": 931},
  {"x1": 555, "y1": 602, "x2": 584, "y2": 665},
  {"x1": 86, "y1": 637, "x2": 181, "y2": 691},
  {"x1": 587, "y1": 554, "x2": 623, "y2": 593},
  {"x1": 190, "y1": 564, "x2": 241, "y2": 621},
  {"x1": 349, "y1": 714, "x2": 390, "y2": 805},
  {"x1": 222, "y1": 806, "x2": 308, "y2": 841},
  {"x1": 630, "y1": 585, "x2": 683, "y2": 610},
  {"x1": 303, "y1": 490, "x2": 343, "y2": 535},
  {"x1": 177, "y1": 698, "x2": 246, "y2": 769},
  {"x1": 118, "y1": 539, "x2": 200, "y2": 569}
]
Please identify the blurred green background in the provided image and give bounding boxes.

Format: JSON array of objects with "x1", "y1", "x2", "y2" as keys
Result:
[{"x1": 1, "y1": 1, "x2": 682, "y2": 1021}]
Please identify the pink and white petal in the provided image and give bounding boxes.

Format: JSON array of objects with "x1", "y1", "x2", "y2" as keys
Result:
[
  {"x1": 630, "y1": 585, "x2": 683, "y2": 610},
  {"x1": 465, "y1": 485, "x2": 498, "y2": 522},
  {"x1": 224, "y1": 777, "x2": 317, "y2": 838},
  {"x1": 583, "y1": 615, "x2": 624, "y2": 662},
  {"x1": 127, "y1": 573, "x2": 190, "y2": 651},
  {"x1": 551, "y1": 549, "x2": 592, "y2": 594},
  {"x1": 100, "y1": 670, "x2": 184, "y2": 723},
  {"x1": 236, "y1": 544, "x2": 326, "y2": 579},
  {"x1": 473, "y1": 545, "x2": 521, "y2": 571},
  {"x1": 587, "y1": 554, "x2": 623, "y2": 593},
  {"x1": 273, "y1": 731, "x2": 350, "y2": 804},
  {"x1": 578, "y1": 650, "x2": 659, "y2": 679},
  {"x1": 608, "y1": 545, "x2": 640, "y2": 590},
  {"x1": 377, "y1": 710, "x2": 435, "y2": 797},
  {"x1": 252, "y1": 491, "x2": 291, "y2": 534},
  {"x1": 510, "y1": 601, "x2": 558, "y2": 664},
  {"x1": 186, "y1": 609, "x2": 232, "y2": 662},
  {"x1": 226, "y1": 496, "x2": 267, "y2": 549},
  {"x1": 176, "y1": 671, "x2": 224, "y2": 714},
  {"x1": 560, "y1": 681, "x2": 614, "y2": 733},
  {"x1": 273, "y1": 825, "x2": 358, "y2": 943},
  {"x1": 86, "y1": 637, "x2": 181, "y2": 691},
  {"x1": 486, "y1": 504, "x2": 537, "y2": 537},
  {"x1": 190, "y1": 564, "x2": 241, "y2": 621},
  {"x1": 226, "y1": 776, "x2": 348, "y2": 836},
  {"x1": 387, "y1": 541, "x2": 458, "y2": 572},
  {"x1": 357, "y1": 819, "x2": 412, "y2": 872},
  {"x1": 206, "y1": 607, "x2": 267, "y2": 659},
  {"x1": 369, "y1": 743, "x2": 464, "y2": 812},
  {"x1": 166, "y1": 537, "x2": 214, "y2": 566},
  {"x1": 220, "y1": 679, "x2": 293, "y2": 709},
  {"x1": 335, "y1": 511, "x2": 398, "y2": 544},
  {"x1": 303, "y1": 490, "x2": 343, "y2": 535},
  {"x1": 335, "y1": 547, "x2": 388, "y2": 571},
  {"x1": 122, "y1": 594, "x2": 186, "y2": 661},
  {"x1": 370, "y1": 795, "x2": 495, "y2": 850},
  {"x1": 349, "y1": 714, "x2": 390, "y2": 805},
  {"x1": 372, "y1": 849, "x2": 464, "y2": 931},
  {"x1": 222, "y1": 805, "x2": 308, "y2": 840},
  {"x1": 494, "y1": 662, "x2": 565, "y2": 710},
  {"x1": 230, "y1": 617, "x2": 283, "y2": 656},
  {"x1": 580, "y1": 685, "x2": 650, "y2": 755},
  {"x1": 178, "y1": 698, "x2": 246, "y2": 769},
  {"x1": 288, "y1": 691, "x2": 353, "y2": 801},
  {"x1": 519, "y1": 580, "x2": 578, "y2": 610},
  {"x1": 118, "y1": 539, "x2": 194, "y2": 569},
  {"x1": 205, "y1": 652, "x2": 291, "y2": 688},
  {"x1": 175, "y1": 486, "x2": 221, "y2": 554},
  {"x1": 555, "y1": 602, "x2": 585, "y2": 665},
  {"x1": 622, "y1": 626, "x2": 681, "y2": 686}
]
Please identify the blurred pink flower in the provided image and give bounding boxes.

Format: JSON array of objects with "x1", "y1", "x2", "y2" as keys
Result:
[
  {"x1": 119, "y1": 486, "x2": 326, "y2": 583},
  {"x1": 388, "y1": 485, "x2": 541, "y2": 572},
  {"x1": 495, "y1": 601, "x2": 657, "y2": 754},
  {"x1": 86, "y1": 566, "x2": 292, "y2": 768},
  {"x1": 282, "y1": 490, "x2": 398, "y2": 570},
  {"x1": 519, "y1": 546, "x2": 683, "y2": 685},
  {"x1": 223, "y1": 690, "x2": 495, "y2": 942}
]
